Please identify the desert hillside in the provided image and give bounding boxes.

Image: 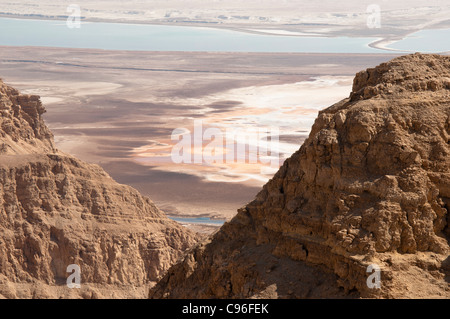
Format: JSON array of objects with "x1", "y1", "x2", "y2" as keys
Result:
[
  {"x1": 0, "y1": 80, "x2": 199, "y2": 298},
  {"x1": 150, "y1": 53, "x2": 450, "y2": 299}
]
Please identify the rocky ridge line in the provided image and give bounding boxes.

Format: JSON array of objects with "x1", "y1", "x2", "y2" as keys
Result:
[
  {"x1": 150, "y1": 53, "x2": 450, "y2": 299},
  {"x1": 0, "y1": 79, "x2": 199, "y2": 299}
]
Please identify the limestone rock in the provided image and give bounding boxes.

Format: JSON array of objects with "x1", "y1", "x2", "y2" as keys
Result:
[
  {"x1": 0, "y1": 79, "x2": 199, "y2": 299},
  {"x1": 150, "y1": 54, "x2": 450, "y2": 299}
]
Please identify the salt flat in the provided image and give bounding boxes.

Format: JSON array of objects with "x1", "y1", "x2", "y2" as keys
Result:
[{"x1": 132, "y1": 75, "x2": 355, "y2": 186}]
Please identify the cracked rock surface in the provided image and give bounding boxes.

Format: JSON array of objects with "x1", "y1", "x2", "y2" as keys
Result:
[
  {"x1": 150, "y1": 54, "x2": 450, "y2": 299},
  {"x1": 0, "y1": 79, "x2": 199, "y2": 299}
]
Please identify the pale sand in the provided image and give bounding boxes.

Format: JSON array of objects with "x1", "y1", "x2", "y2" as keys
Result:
[
  {"x1": 1, "y1": 0, "x2": 448, "y2": 36},
  {"x1": 12, "y1": 80, "x2": 122, "y2": 100},
  {"x1": 246, "y1": 29, "x2": 322, "y2": 36}
]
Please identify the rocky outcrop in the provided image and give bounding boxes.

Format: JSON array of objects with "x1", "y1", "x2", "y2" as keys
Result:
[
  {"x1": 0, "y1": 84, "x2": 54, "y2": 155},
  {"x1": 150, "y1": 53, "x2": 450, "y2": 299},
  {"x1": 0, "y1": 79, "x2": 199, "y2": 299}
]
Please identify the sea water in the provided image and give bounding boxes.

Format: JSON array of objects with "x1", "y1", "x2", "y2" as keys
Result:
[{"x1": 0, "y1": 17, "x2": 380, "y2": 53}]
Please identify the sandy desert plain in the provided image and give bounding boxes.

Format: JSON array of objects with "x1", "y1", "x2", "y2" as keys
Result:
[{"x1": 0, "y1": 0, "x2": 449, "y2": 234}]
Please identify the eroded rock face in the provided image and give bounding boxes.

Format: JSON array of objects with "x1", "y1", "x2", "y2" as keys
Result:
[
  {"x1": 0, "y1": 79, "x2": 199, "y2": 299},
  {"x1": 0, "y1": 84, "x2": 54, "y2": 155},
  {"x1": 150, "y1": 53, "x2": 450, "y2": 299}
]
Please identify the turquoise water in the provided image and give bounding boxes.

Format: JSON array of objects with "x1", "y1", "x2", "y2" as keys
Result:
[
  {"x1": 387, "y1": 29, "x2": 450, "y2": 53},
  {"x1": 1, "y1": 18, "x2": 448, "y2": 54},
  {"x1": 0, "y1": 17, "x2": 380, "y2": 53},
  {"x1": 170, "y1": 217, "x2": 225, "y2": 226}
]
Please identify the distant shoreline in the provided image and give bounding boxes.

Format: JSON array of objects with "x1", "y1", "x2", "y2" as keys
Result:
[
  {"x1": 367, "y1": 38, "x2": 411, "y2": 53},
  {"x1": 0, "y1": 12, "x2": 408, "y2": 53}
]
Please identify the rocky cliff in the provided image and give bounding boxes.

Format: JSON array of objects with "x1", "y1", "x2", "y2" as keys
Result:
[
  {"x1": 150, "y1": 53, "x2": 450, "y2": 299},
  {"x1": 0, "y1": 79, "x2": 199, "y2": 298}
]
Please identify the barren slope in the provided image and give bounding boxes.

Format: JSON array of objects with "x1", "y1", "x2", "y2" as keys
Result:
[
  {"x1": 0, "y1": 79, "x2": 199, "y2": 299},
  {"x1": 150, "y1": 53, "x2": 450, "y2": 299}
]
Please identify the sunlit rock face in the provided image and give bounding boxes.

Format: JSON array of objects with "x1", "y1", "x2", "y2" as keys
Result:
[
  {"x1": 150, "y1": 54, "x2": 450, "y2": 299},
  {"x1": 0, "y1": 79, "x2": 199, "y2": 299}
]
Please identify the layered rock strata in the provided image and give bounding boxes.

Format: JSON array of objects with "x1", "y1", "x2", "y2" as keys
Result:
[
  {"x1": 0, "y1": 79, "x2": 199, "y2": 298},
  {"x1": 150, "y1": 53, "x2": 450, "y2": 299}
]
